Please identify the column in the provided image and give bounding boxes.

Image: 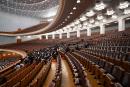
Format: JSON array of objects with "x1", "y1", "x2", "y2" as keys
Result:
[
  {"x1": 118, "y1": 18, "x2": 125, "y2": 31},
  {"x1": 59, "y1": 33, "x2": 62, "y2": 39},
  {"x1": 77, "y1": 29, "x2": 80, "y2": 37},
  {"x1": 67, "y1": 31, "x2": 70, "y2": 38},
  {"x1": 16, "y1": 36, "x2": 22, "y2": 44},
  {"x1": 100, "y1": 24, "x2": 105, "y2": 34},
  {"x1": 52, "y1": 33, "x2": 55, "y2": 39},
  {"x1": 39, "y1": 35, "x2": 42, "y2": 40},
  {"x1": 46, "y1": 35, "x2": 48, "y2": 39},
  {"x1": 87, "y1": 28, "x2": 91, "y2": 36}
]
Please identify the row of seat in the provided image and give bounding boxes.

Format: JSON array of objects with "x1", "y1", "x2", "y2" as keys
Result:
[
  {"x1": 29, "y1": 60, "x2": 51, "y2": 87},
  {"x1": 49, "y1": 55, "x2": 62, "y2": 87},
  {"x1": 81, "y1": 48, "x2": 130, "y2": 72},
  {"x1": 84, "y1": 48, "x2": 129, "y2": 61},
  {"x1": 96, "y1": 37, "x2": 130, "y2": 47},
  {"x1": 0, "y1": 60, "x2": 21, "y2": 77},
  {"x1": 0, "y1": 58, "x2": 18, "y2": 71},
  {"x1": 0, "y1": 62, "x2": 36, "y2": 87},
  {"x1": 72, "y1": 50, "x2": 130, "y2": 87},
  {"x1": 14, "y1": 61, "x2": 44, "y2": 87},
  {"x1": 65, "y1": 52, "x2": 88, "y2": 87},
  {"x1": 88, "y1": 46, "x2": 130, "y2": 53},
  {"x1": 0, "y1": 61, "x2": 15, "y2": 70}
]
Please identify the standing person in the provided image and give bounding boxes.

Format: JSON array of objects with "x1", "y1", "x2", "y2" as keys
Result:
[
  {"x1": 52, "y1": 48, "x2": 58, "y2": 59},
  {"x1": 65, "y1": 46, "x2": 70, "y2": 53}
]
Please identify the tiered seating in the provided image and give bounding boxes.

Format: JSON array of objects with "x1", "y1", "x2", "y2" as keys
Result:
[
  {"x1": 0, "y1": 51, "x2": 22, "y2": 71},
  {"x1": 0, "y1": 29, "x2": 130, "y2": 87},
  {"x1": 49, "y1": 54, "x2": 62, "y2": 87},
  {"x1": 81, "y1": 48, "x2": 130, "y2": 72},
  {"x1": 72, "y1": 49, "x2": 130, "y2": 87},
  {"x1": 0, "y1": 46, "x2": 55, "y2": 87},
  {"x1": 5, "y1": 64, "x2": 30, "y2": 81},
  {"x1": 15, "y1": 61, "x2": 44, "y2": 87},
  {"x1": 65, "y1": 52, "x2": 88, "y2": 87},
  {"x1": 0, "y1": 58, "x2": 18, "y2": 70},
  {"x1": 0, "y1": 60, "x2": 21, "y2": 78},
  {"x1": 29, "y1": 60, "x2": 51, "y2": 87},
  {"x1": 0, "y1": 62, "x2": 36, "y2": 87}
]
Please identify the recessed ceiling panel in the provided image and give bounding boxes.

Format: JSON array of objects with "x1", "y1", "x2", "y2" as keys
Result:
[
  {"x1": 0, "y1": 0, "x2": 59, "y2": 18},
  {"x1": 0, "y1": 0, "x2": 59, "y2": 32}
]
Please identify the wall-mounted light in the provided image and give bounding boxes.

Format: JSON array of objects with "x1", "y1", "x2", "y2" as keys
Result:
[
  {"x1": 111, "y1": 14, "x2": 118, "y2": 19},
  {"x1": 77, "y1": 0, "x2": 80, "y2": 3},
  {"x1": 94, "y1": 1, "x2": 106, "y2": 11},
  {"x1": 73, "y1": 7, "x2": 77, "y2": 10},
  {"x1": 86, "y1": 10, "x2": 95, "y2": 17},
  {"x1": 89, "y1": 18, "x2": 95, "y2": 23},
  {"x1": 97, "y1": 14, "x2": 104, "y2": 20},
  {"x1": 124, "y1": 8, "x2": 130, "y2": 14},
  {"x1": 106, "y1": 9, "x2": 115, "y2": 15},
  {"x1": 80, "y1": 16, "x2": 87, "y2": 21},
  {"x1": 118, "y1": 1, "x2": 129, "y2": 9}
]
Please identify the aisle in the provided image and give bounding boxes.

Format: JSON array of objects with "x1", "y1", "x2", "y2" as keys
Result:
[
  {"x1": 61, "y1": 59, "x2": 75, "y2": 87},
  {"x1": 42, "y1": 61, "x2": 56, "y2": 87}
]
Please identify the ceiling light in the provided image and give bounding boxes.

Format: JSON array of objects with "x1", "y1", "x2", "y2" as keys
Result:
[
  {"x1": 63, "y1": 27, "x2": 67, "y2": 31},
  {"x1": 102, "y1": 19, "x2": 107, "y2": 23},
  {"x1": 73, "y1": 7, "x2": 77, "y2": 10},
  {"x1": 66, "y1": 25, "x2": 70, "y2": 28},
  {"x1": 83, "y1": 21, "x2": 88, "y2": 26},
  {"x1": 65, "y1": 19, "x2": 67, "y2": 21},
  {"x1": 77, "y1": 0, "x2": 80, "y2": 3},
  {"x1": 80, "y1": 16, "x2": 87, "y2": 21},
  {"x1": 118, "y1": 1, "x2": 129, "y2": 9},
  {"x1": 73, "y1": 27, "x2": 77, "y2": 31},
  {"x1": 74, "y1": 20, "x2": 80, "y2": 25},
  {"x1": 69, "y1": 28, "x2": 73, "y2": 32},
  {"x1": 95, "y1": 21, "x2": 99, "y2": 25},
  {"x1": 83, "y1": 25, "x2": 87, "y2": 29},
  {"x1": 55, "y1": 31, "x2": 59, "y2": 34},
  {"x1": 88, "y1": 23, "x2": 92, "y2": 27},
  {"x1": 67, "y1": 16, "x2": 70, "y2": 18},
  {"x1": 94, "y1": 1, "x2": 106, "y2": 11},
  {"x1": 97, "y1": 14, "x2": 104, "y2": 20},
  {"x1": 70, "y1": 12, "x2": 73, "y2": 14},
  {"x1": 89, "y1": 18, "x2": 95, "y2": 23},
  {"x1": 114, "y1": 21, "x2": 117, "y2": 23},
  {"x1": 86, "y1": 10, "x2": 95, "y2": 17},
  {"x1": 71, "y1": 23, "x2": 75, "y2": 27},
  {"x1": 60, "y1": 29, "x2": 64, "y2": 33},
  {"x1": 78, "y1": 24, "x2": 82, "y2": 28},
  {"x1": 112, "y1": 14, "x2": 118, "y2": 19},
  {"x1": 124, "y1": 8, "x2": 130, "y2": 14},
  {"x1": 106, "y1": 9, "x2": 115, "y2": 15}
]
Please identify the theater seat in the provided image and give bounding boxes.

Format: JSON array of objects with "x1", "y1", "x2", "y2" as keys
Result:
[
  {"x1": 112, "y1": 66, "x2": 125, "y2": 82},
  {"x1": 121, "y1": 72, "x2": 130, "y2": 87}
]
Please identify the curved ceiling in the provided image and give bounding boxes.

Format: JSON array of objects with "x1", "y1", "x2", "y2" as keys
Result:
[
  {"x1": 0, "y1": 0, "x2": 59, "y2": 18},
  {"x1": 0, "y1": 0, "x2": 59, "y2": 34},
  {"x1": 0, "y1": 0, "x2": 95, "y2": 36}
]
